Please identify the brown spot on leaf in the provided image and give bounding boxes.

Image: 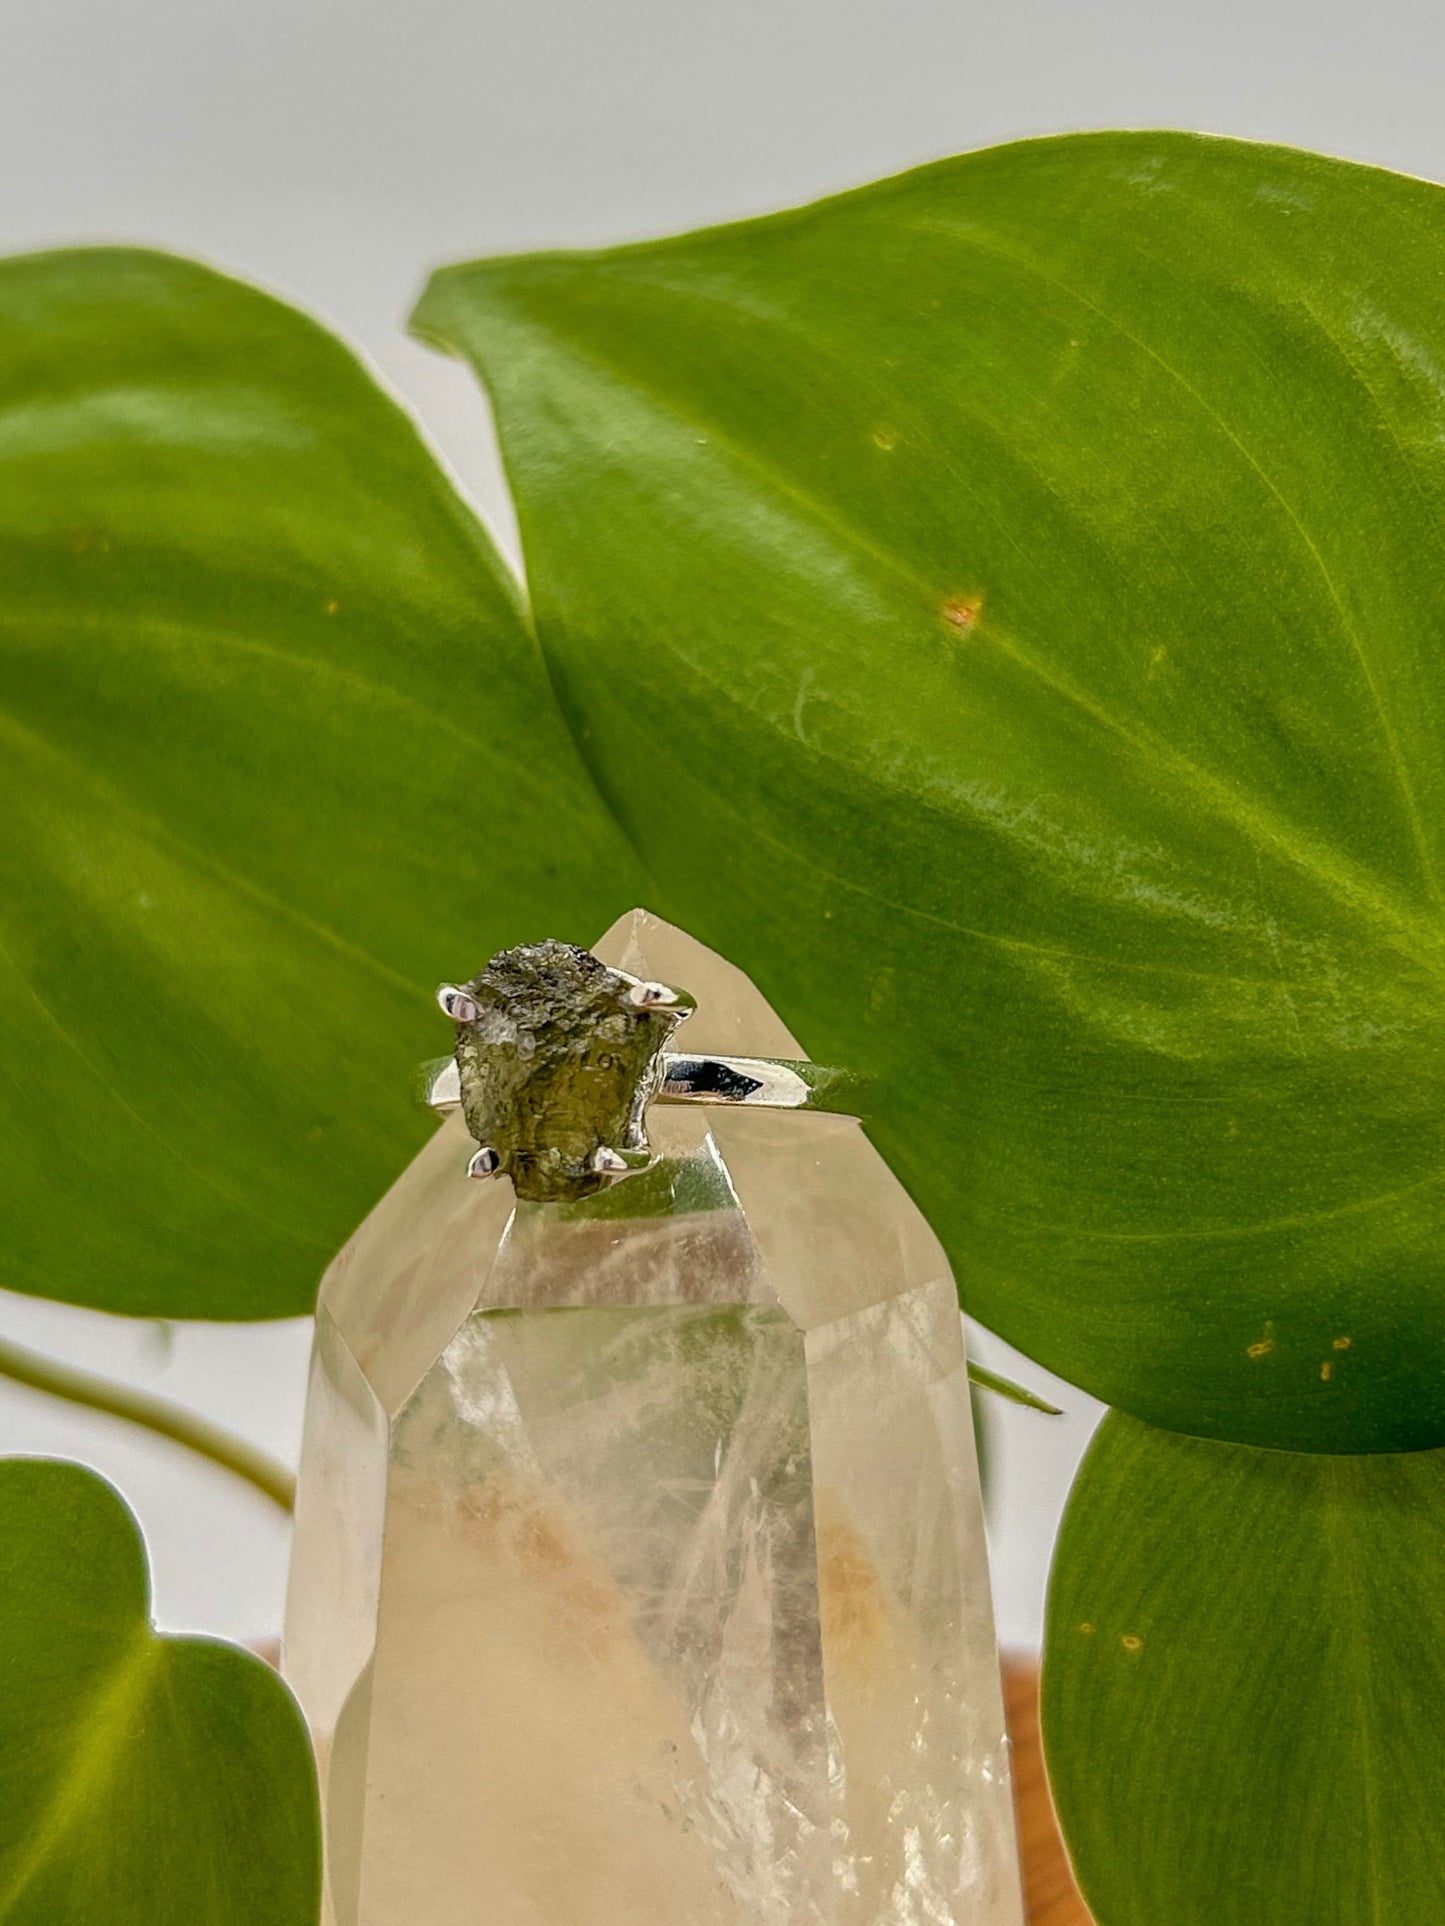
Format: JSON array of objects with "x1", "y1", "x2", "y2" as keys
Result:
[
  {"x1": 1247, "y1": 1319, "x2": 1276, "y2": 1360},
  {"x1": 943, "y1": 595, "x2": 983, "y2": 632}
]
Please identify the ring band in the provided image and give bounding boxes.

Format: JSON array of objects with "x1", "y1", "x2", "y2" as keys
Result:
[{"x1": 422, "y1": 1053, "x2": 863, "y2": 1118}]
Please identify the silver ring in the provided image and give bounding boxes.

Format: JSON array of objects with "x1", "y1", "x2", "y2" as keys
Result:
[
  {"x1": 421, "y1": 1050, "x2": 860, "y2": 1118},
  {"x1": 420, "y1": 939, "x2": 863, "y2": 1203}
]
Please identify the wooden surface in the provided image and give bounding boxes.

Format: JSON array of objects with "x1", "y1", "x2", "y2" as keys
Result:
[{"x1": 1003, "y1": 1658, "x2": 1095, "y2": 1926}]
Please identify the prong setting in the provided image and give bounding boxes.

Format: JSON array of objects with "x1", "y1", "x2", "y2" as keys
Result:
[
  {"x1": 424, "y1": 940, "x2": 857, "y2": 1201},
  {"x1": 438, "y1": 984, "x2": 483, "y2": 1024},
  {"x1": 624, "y1": 979, "x2": 682, "y2": 1009}
]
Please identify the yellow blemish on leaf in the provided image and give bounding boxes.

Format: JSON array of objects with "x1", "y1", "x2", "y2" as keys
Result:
[
  {"x1": 1147, "y1": 644, "x2": 1167, "y2": 680},
  {"x1": 1321, "y1": 1361, "x2": 1333, "y2": 1382},
  {"x1": 1121, "y1": 1635, "x2": 1143, "y2": 1653},
  {"x1": 1080, "y1": 1622, "x2": 1095, "y2": 1636},
  {"x1": 872, "y1": 427, "x2": 898, "y2": 451},
  {"x1": 867, "y1": 966, "x2": 897, "y2": 1015},
  {"x1": 1333, "y1": 1336, "x2": 1352, "y2": 1351},
  {"x1": 324, "y1": 598, "x2": 340, "y2": 615},
  {"x1": 1247, "y1": 1319, "x2": 1275, "y2": 1360}
]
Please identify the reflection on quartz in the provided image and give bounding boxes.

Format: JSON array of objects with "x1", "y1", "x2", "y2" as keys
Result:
[{"x1": 284, "y1": 910, "x2": 1023, "y2": 1926}]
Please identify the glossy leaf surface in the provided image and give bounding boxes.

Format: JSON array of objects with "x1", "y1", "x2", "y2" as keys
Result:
[
  {"x1": 0, "y1": 1459, "x2": 319, "y2": 1923},
  {"x1": 417, "y1": 133, "x2": 1445, "y2": 1449},
  {"x1": 0, "y1": 248, "x2": 641, "y2": 1317},
  {"x1": 1043, "y1": 1412, "x2": 1445, "y2": 1925}
]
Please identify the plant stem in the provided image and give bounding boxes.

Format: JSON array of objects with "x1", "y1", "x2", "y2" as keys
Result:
[
  {"x1": 967, "y1": 1359, "x2": 1063, "y2": 1416},
  {"x1": 0, "y1": 1331, "x2": 296, "y2": 1513}
]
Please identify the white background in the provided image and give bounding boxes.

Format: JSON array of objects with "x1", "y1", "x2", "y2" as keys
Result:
[{"x1": 2, "y1": 0, "x2": 1437, "y2": 1650}]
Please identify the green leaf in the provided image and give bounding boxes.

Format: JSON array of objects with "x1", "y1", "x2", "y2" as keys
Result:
[
  {"x1": 0, "y1": 1458, "x2": 319, "y2": 1922},
  {"x1": 0, "y1": 247, "x2": 642, "y2": 1317},
  {"x1": 1042, "y1": 1412, "x2": 1445, "y2": 1926},
  {"x1": 415, "y1": 132, "x2": 1445, "y2": 1451}
]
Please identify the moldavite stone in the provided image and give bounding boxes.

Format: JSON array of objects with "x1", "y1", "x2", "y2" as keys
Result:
[
  {"x1": 449, "y1": 939, "x2": 692, "y2": 1201},
  {"x1": 284, "y1": 911, "x2": 1023, "y2": 1926}
]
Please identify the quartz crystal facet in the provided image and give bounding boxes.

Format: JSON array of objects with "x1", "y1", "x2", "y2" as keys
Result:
[{"x1": 284, "y1": 911, "x2": 1024, "y2": 1926}]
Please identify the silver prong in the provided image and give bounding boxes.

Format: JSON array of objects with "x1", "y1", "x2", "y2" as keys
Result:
[
  {"x1": 590, "y1": 1145, "x2": 632, "y2": 1176},
  {"x1": 438, "y1": 984, "x2": 483, "y2": 1023},
  {"x1": 467, "y1": 1145, "x2": 502, "y2": 1180},
  {"x1": 624, "y1": 979, "x2": 681, "y2": 1009}
]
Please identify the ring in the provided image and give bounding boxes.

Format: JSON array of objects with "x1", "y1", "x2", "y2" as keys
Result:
[
  {"x1": 420, "y1": 938, "x2": 863, "y2": 1203},
  {"x1": 422, "y1": 1051, "x2": 860, "y2": 1117}
]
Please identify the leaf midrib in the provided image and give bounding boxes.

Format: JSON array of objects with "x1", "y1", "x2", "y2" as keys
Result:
[
  {"x1": 0, "y1": 699, "x2": 417, "y2": 1003},
  {"x1": 479, "y1": 283, "x2": 1445, "y2": 983},
  {"x1": 904, "y1": 209, "x2": 1443, "y2": 914},
  {"x1": 987, "y1": 1162, "x2": 1445, "y2": 1245},
  {"x1": 592, "y1": 675, "x2": 1370, "y2": 1002},
  {"x1": 0, "y1": 603, "x2": 572, "y2": 807},
  {"x1": 1321, "y1": 1463, "x2": 1388, "y2": 1926},
  {"x1": 0, "y1": 1626, "x2": 160, "y2": 1919},
  {"x1": 0, "y1": 703, "x2": 408, "y2": 1248}
]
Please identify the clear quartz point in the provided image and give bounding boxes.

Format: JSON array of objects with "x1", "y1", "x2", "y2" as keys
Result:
[{"x1": 284, "y1": 910, "x2": 1024, "y2": 1926}]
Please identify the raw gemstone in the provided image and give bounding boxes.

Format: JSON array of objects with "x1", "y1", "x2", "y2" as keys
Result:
[{"x1": 284, "y1": 910, "x2": 1024, "y2": 1926}]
